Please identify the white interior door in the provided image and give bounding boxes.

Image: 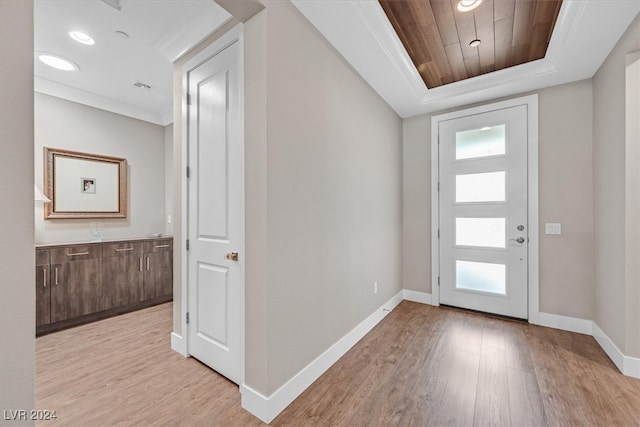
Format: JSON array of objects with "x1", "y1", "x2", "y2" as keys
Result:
[
  {"x1": 438, "y1": 105, "x2": 528, "y2": 318},
  {"x1": 187, "y1": 40, "x2": 243, "y2": 384}
]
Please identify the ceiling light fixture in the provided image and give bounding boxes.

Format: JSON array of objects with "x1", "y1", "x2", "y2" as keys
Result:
[
  {"x1": 469, "y1": 39, "x2": 481, "y2": 48},
  {"x1": 38, "y1": 54, "x2": 79, "y2": 71},
  {"x1": 69, "y1": 31, "x2": 95, "y2": 45},
  {"x1": 457, "y1": 0, "x2": 483, "y2": 12}
]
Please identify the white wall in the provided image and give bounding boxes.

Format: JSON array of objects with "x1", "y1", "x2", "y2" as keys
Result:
[
  {"x1": 34, "y1": 93, "x2": 167, "y2": 243},
  {"x1": 0, "y1": 0, "x2": 35, "y2": 423},
  {"x1": 402, "y1": 79, "x2": 595, "y2": 320},
  {"x1": 593, "y1": 15, "x2": 640, "y2": 357}
]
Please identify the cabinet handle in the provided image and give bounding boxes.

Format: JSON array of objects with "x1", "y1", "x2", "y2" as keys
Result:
[
  {"x1": 146, "y1": 256, "x2": 150, "y2": 271},
  {"x1": 67, "y1": 251, "x2": 89, "y2": 257},
  {"x1": 154, "y1": 244, "x2": 170, "y2": 249},
  {"x1": 43, "y1": 268, "x2": 47, "y2": 288},
  {"x1": 55, "y1": 267, "x2": 58, "y2": 285},
  {"x1": 139, "y1": 257, "x2": 143, "y2": 272},
  {"x1": 115, "y1": 247, "x2": 133, "y2": 252}
]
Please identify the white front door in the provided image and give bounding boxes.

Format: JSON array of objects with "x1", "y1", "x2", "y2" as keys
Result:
[
  {"x1": 438, "y1": 105, "x2": 528, "y2": 318},
  {"x1": 187, "y1": 39, "x2": 243, "y2": 384}
]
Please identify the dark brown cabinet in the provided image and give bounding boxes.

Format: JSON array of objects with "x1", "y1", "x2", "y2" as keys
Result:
[
  {"x1": 50, "y1": 245, "x2": 103, "y2": 323},
  {"x1": 35, "y1": 248, "x2": 51, "y2": 327},
  {"x1": 143, "y1": 239, "x2": 173, "y2": 300},
  {"x1": 36, "y1": 237, "x2": 172, "y2": 336},
  {"x1": 102, "y1": 242, "x2": 144, "y2": 308}
]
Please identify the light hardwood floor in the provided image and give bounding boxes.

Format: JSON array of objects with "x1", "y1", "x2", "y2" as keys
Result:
[{"x1": 37, "y1": 301, "x2": 640, "y2": 426}]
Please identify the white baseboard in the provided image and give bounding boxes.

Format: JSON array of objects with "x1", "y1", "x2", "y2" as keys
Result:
[
  {"x1": 402, "y1": 289, "x2": 432, "y2": 305},
  {"x1": 240, "y1": 290, "x2": 404, "y2": 424},
  {"x1": 534, "y1": 311, "x2": 594, "y2": 335},
  {"x1": 624, "y1": 356, "x2": 640, "y2": 379},
  {"x1": 532, "y1": 312, "x2": 640, "y2": 379},
  {"x1": 592, "y1": 323, "x2": 640, "y2": 379},
  {"x1": 171, "y1": 332, "x2": 187, "y2": 356}
]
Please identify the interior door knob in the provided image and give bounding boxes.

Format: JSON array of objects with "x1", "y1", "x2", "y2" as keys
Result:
[
  {"x1": 225, "y1": 252, "x2": 239, "y2": 262},
  {"x1": 510, "y1": 237, "x2": 525, "y2": 244}
]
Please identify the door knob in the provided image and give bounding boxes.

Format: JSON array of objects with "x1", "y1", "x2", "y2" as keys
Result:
[
  {"x1": 510, "y1": 237, "x2": 525, "y2": 244},
  {"x1": 225, "y1": 252, "x2": 239, "y2": 262}
]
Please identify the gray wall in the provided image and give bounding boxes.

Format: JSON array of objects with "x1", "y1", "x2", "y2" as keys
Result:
[
  {"x1": 0, "y1": 0, "x2": 35, "y2": 423},
  {"x1": 260, "y1": 1, "x2": 402, "y2": 394},
  {"x1": 402, "y1": 80, "x2": 595, "y2": 320},
  {"x1": 34, "y1": 94, "x2": 168, "y2": 243},
  {"x1": 402, "y1": 116, "x2": 431, "y2": 294},
  {"x1": 164, "y1": 124, "x2": 174, "y2": 237},
  {"x1": 593, "y1": 15, "x2": 640, "y2": 357},
  {"x1": 537, "y1": 81, "x2": 594, "y2": 319}
]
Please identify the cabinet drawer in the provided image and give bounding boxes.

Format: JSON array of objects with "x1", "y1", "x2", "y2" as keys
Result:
[
  {"x1": 51, "y1": 244, "x2": 102, "y2": 264},
  {"x1": 102, "y1": 242, "x2": 143, "y2": 258},
  {"x1": 144, "y1": 239, "x2": 173, "y2": 253},
  {"x1": 36, "y1": 248, "x2": 50, "y2": 266}
]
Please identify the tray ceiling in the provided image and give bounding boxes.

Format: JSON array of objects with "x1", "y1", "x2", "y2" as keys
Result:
[
  {"x1": 379, "y1": 0, "x2": 562, "y2": 89},
  {"x1": 292, "y1": 0, "x2": 640, "y2": 118}
]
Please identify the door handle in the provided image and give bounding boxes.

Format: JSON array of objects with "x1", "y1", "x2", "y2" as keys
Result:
[
  {"x1": 225, "y1": 252, "x2": 239, "y2": 262},
  {"x1": 510, "y1": 237, "x2": 526, "y2": 244}
]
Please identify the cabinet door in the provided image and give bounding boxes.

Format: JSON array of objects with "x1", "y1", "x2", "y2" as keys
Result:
[
  {"x1": 35, "y1": 265, "x2": 51, "y2": 327},
  {"x1": 51, "y1": 258, "x2": 103, "y2": 322},
  {"x1": 36, "y1": 249, "x2": 51, "y2": 327},
  {"x1": 102, "y1": 242, "x2": 144, "y2": 309},
  {"x1": 143, "y1": 240, "x2": 173, "y2": 300}
]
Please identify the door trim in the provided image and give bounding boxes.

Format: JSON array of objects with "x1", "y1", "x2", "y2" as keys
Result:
[
  {"x1": 430, "y1": 94, "x2": 539, "y2": 322},
  {"x1": 179, "y1": 24, "x2": 245, "y2": 379}
]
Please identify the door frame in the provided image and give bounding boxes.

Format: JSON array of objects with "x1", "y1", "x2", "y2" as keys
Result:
[
  {"x1": 430, "y1": 94, "x2": 540, "y2": 322},
  {"x1": 178, "y1": 24, "x2": 245, "y2": 380}
]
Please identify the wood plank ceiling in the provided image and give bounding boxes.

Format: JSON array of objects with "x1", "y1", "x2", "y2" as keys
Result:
[{"x1": 379, "y1": 0, "x2": 562, "y2": 89}]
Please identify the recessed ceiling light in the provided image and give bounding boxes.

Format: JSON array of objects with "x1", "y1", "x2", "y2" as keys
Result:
[
  {"x1": 38, "y1": 54, "x2": 79, "y2": 71},
  {"x1": 457, "y1": 0, "x2": 483, "y2": 12},
  {"x1": 69, "y1": 31, "x2": 95, "y2": 45},
  {"x1": 469, "y1": 39, "x2": 481, "y2": 48}
]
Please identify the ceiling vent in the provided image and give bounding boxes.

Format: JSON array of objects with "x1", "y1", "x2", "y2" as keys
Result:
[{"x1": 133, "y1": 82, "x2": 151, "y2": 91}]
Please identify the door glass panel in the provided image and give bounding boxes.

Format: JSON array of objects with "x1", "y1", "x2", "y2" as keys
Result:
[
  {"x1": 456, "y1": 260, "x2": 506, "y2": 295},
  {"x1": 456, "y1": 124, "x2": 506, "y2": 160},
  {"x1": 456, "y1": 217, "x2": 505, "y2": 248},
  {"x1": 456, "y1": 171, "x2": 506, "y2": 203}
]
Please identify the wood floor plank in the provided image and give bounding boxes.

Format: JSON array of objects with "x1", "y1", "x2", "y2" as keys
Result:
[
  {"x1": 473, "y1": 344, "x2": 510, "y2": 426},
  {"x1": 506, "y1": 367, "x2": 548, "y2": 427},
  {"x1": 36, "y1": 301, "x2": 640, "y2": 427}
]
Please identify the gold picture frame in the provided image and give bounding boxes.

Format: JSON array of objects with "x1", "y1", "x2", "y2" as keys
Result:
[{"x1": 44, "y1": 147, "x2": 127, "y2": 219}]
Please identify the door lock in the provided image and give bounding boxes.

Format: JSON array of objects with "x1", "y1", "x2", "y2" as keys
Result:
[
  {"x1": 517, "y1": 225, "x2": 525, "y2": 231},
  {"x1": 225, "y1": 252, "x2": 239, "y2": 262}
]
